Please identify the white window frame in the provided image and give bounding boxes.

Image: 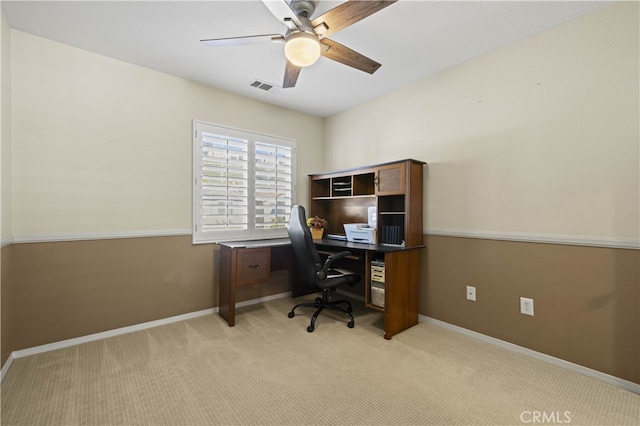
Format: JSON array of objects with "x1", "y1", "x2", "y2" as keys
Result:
[{"x1": 192, "y1": 120, "x2": 296, "y2": 244}]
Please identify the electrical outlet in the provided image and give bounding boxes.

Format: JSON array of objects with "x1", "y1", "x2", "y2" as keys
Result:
[
  {"x1": 466, "y1": 286, "x2": 476, "y2": 301},
  {"x1": 520, "y1": 297, "x2": 534, "y2": 316}
]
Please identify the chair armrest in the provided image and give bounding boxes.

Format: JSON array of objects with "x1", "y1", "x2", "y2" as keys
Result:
[
  {"x1": 326, "y1": 250, "x2": 352, "y2": 264},
  {"x1": 316, "y1": 251, "x2": 352, "y2": 281}
]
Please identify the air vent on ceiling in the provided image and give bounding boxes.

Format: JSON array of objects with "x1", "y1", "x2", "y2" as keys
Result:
[{"x1": 249, "y1": 79, "x2": 279, "y2": 93}]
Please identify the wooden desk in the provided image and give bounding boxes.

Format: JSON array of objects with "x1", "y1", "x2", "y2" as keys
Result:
[
  {"x1": 217, "y1": 238, "x2": 302, "y2": 327},
  {"x1": 218, "y1": 237, "x2": 423, "y2": 339}
]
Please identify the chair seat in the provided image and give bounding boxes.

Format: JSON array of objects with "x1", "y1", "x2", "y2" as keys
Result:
[
  {"x1": 319, "y1": 270, "x2": 360, "y2": 289},
  {"x1": 326, "y1": 268, "x2": 354, "y2": 278}
]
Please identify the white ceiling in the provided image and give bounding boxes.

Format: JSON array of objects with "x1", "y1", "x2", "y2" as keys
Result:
[{"x1": 2, "y1": 0, "x2": 612, "y2": 117}]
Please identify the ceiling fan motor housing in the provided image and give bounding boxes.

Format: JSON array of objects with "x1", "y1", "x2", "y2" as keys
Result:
[{"x1": 289, "y1": 0, "x2": 316, "y2": 19}]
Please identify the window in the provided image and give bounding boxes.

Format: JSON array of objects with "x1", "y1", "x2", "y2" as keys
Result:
[{"x1": 192, "y1": 121, "x2": 296, "y2": 243}]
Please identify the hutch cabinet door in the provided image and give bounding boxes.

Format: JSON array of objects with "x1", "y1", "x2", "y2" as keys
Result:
[{"x1": 375, "y1": 162, "x2": 405, "y2": 195}]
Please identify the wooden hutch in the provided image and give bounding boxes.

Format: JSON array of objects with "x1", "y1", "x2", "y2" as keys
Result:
[{"x1": 307, "y1": 159, "x2": 425, "y2": 339}]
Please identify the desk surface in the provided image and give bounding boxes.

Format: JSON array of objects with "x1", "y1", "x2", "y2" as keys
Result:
[
  {"x1": 217, "y1": 238, "x2": 291, "y2": 249},
  {"x1": 315, "y1": 238, "x2": 424, "y2": 252},
  {"x1": 218, "y1": 237, "x2": 424, "y2": 252}
]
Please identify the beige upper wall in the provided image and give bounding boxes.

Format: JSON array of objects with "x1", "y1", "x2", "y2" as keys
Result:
[
  {"x1": 1, "y1": 12, "x2": 11, "y2": 243},
  {"x1": 325, "y1": 2, "x2": 639, "y2": 243},
  {"x1": 6, "y1": 3, "x2": 640, "y2": 244},
  {"x1": 9, "y1": 31, "x2": 323, "y2": 240}
]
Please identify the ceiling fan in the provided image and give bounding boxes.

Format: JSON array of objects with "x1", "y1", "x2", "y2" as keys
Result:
[{"x1": 201, "y1": 0, "x2": 397, "y2": 88}]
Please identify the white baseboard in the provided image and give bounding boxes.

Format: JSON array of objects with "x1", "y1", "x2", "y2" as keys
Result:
[
  {"x1": 235, "y1": 291, "x2": 291, "y2": 308},
  {"x1": 1, "y1": 292, "x2": 292, "y2": 382},
  {"x1": 11, "y1": 308, "x2": 216, "y2": 360},
  {"x1": 3, "y1": 295, "x2": 637, "y2": 396},
  {"x1": 420, "y1": 315, "x2": 640, "y2": 395},
  {"x1": 1, "y1": 310, "x2": 218, "y2": 382},
  {"x1": 4, "y1": 291, "x2": 294, "y2": 372},
  {"x1": 1, "y1": 352, "x2": 15, "y2": 381}
]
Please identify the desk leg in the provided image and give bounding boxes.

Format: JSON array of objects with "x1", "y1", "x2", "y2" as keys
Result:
[
  {"x1": 383, "y1": 249, "x2": 420, "y2": 339},
  {"x1": 219, "y1": 245, "x2": 236, "y2": 326}
]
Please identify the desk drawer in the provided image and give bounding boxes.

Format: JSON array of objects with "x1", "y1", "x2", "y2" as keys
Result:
[{"x1": 236, "y1": 248, "x2": 270, "y2": 286}]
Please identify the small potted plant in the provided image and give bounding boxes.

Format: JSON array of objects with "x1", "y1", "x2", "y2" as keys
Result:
[{"x1": 306, "y1": 215, "x2": 327, "y2": 240}]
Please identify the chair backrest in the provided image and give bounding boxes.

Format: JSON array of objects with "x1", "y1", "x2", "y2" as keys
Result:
[{"x1": 287, "y1": 205, "x2": 322, "y2": 286}]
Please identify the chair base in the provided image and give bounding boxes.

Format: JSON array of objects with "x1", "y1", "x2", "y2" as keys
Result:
[{"x1": 288, "y1": 288, "x2": 354, "y2": 332}]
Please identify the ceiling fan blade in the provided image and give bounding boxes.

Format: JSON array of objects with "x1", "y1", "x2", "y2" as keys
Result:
[
  {"x1": 262, "y1": 0, "x2": 302, "y2": 29},
  {"x1": 283, "y1": 60, "x2": 301, "y2": 88},
  {"x1": 311, "y1": 0, "x2": 397, "y2": 38},
  {"x1": 320, "y1": 38, "x2": 381, "y2": 74},
  {"x1": 201, "y1": 34, "x2": 284, "y2": 47}
]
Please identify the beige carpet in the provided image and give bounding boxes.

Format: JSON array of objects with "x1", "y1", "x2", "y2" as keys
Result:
[{"x1": 1, "y1": 295, "x2": 638, "y2": 425}]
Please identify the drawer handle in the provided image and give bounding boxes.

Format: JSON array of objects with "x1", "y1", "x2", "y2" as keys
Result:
[{"x1": 248, "y1": 264, "x2": 260, "y2": 269}]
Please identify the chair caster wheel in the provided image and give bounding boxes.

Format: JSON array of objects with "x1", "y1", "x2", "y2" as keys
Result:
[
  {"x1": 307, "y1": 325, "x2": 314, "y2": 332},
  {"x1": 347, "y1": 321, "x2": 354, "y2": 328},
  {"x1": 288, "y1": 312, "x2": 295, "y2": 318},
  {"x1": 315, "y1": 297, "x2": 322, "y2": 304}
]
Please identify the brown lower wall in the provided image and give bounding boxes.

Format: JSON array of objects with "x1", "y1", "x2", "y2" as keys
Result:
[
  {"x1": 423, "y1": 235, "x2": 639, "y2": 384},
  {"x1": 1, "y1": 234, "x2": 638, "y2": 384},
  {"x1": 1, "y1": 245, "x2": 13, "y2": 365},
  {"x1": 9, "y1": 236, "x2": 216, "y2": 352}
]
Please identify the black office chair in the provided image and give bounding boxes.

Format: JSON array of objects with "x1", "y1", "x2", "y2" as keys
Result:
[{"x1": 287, "y1": 205, "x2": 361, "y2": 332}]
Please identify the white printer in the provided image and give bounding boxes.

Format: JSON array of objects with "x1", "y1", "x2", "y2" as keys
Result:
[
  {"x1": 343, "y1": 224, "x2": 376, "y2": 244},
  {"x1": 343, "y1": 206, "x2": 377, "y2": 244}
]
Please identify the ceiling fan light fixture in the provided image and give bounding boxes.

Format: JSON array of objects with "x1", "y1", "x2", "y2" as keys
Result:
[{"x1": 284, "y1": 31, "x2": 321, "y2": 67}]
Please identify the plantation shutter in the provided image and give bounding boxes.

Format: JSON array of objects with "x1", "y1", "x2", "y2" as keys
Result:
[
  {"x1": 254, "y1": 137, "x2": 293, "y2": 231},
  {"x1": 193, "y1": 121, "x2": 295, "y2": 243}
]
